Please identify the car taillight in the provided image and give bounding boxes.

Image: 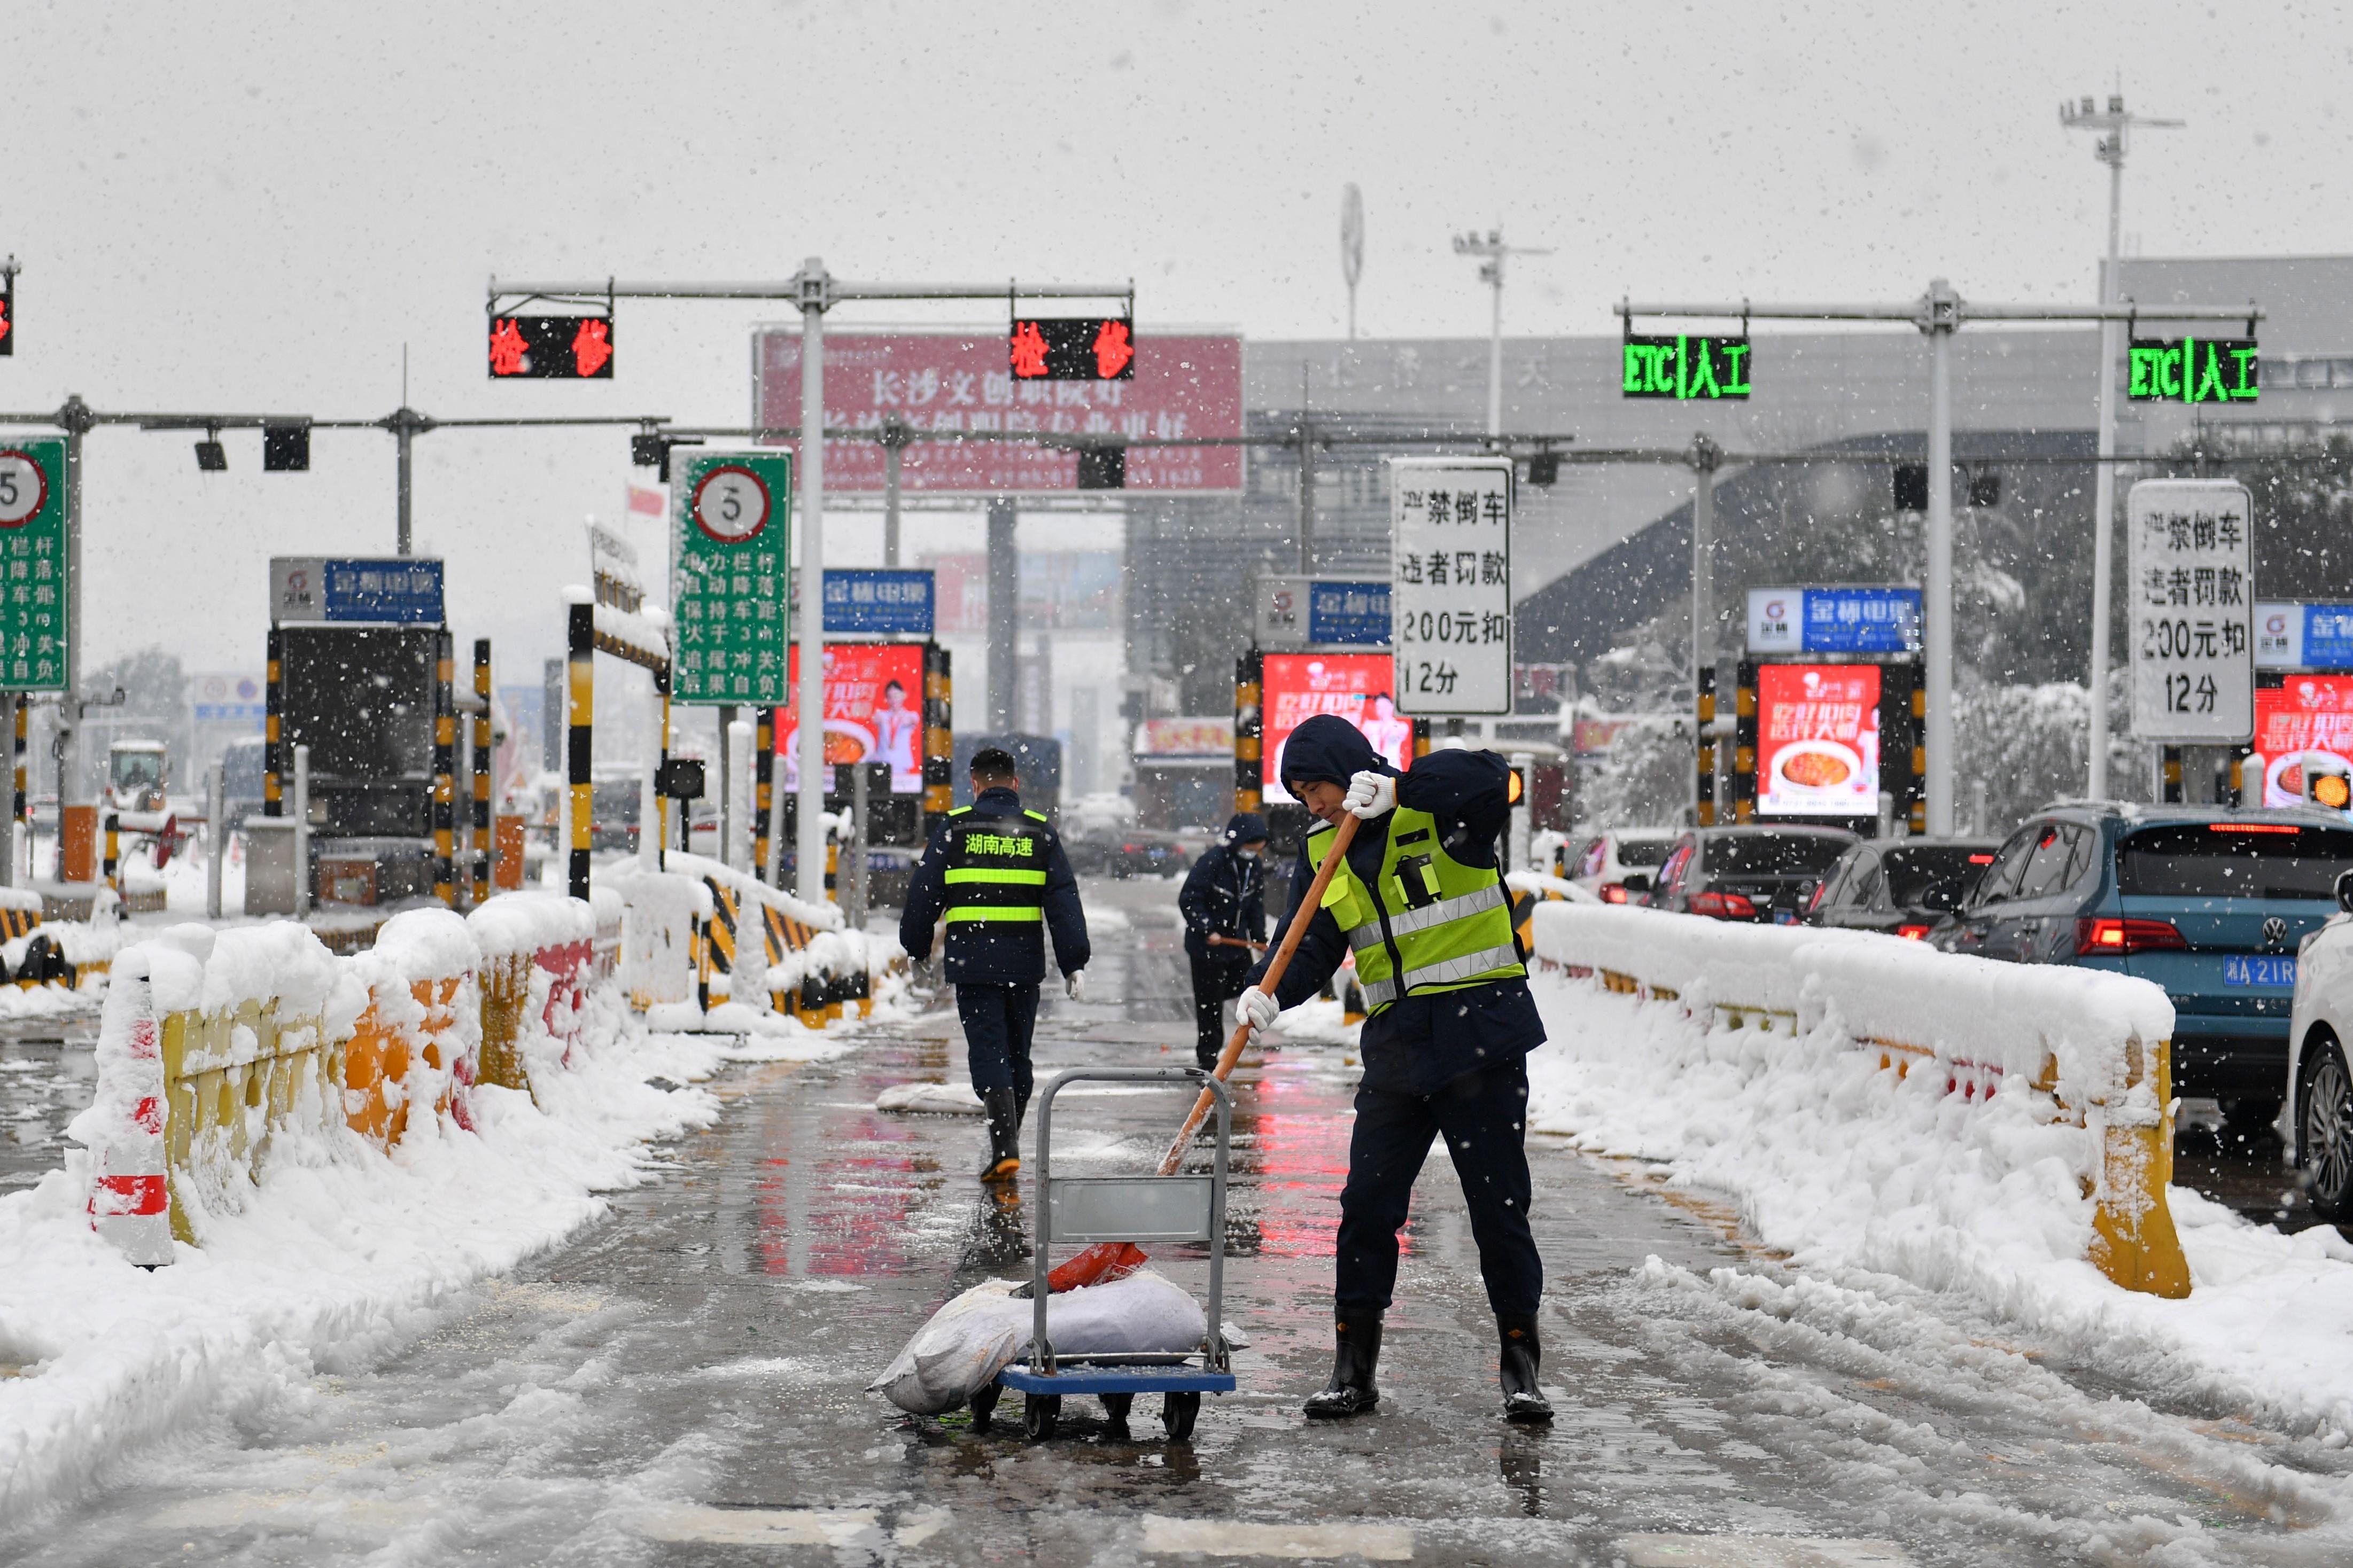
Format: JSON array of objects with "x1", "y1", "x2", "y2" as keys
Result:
[
  {"x1": 1601, "y1": 882, "x2": 1629, "y2": 904},
  {"x1": 1689, "y1": 890, "x2": 1757, "y2": 919},
  {"x1": 1896, "y1": 923, "x2": 1932, "y2": 940},
  {"x1": 2075, "y1": 917, "x2": 2187, "y2": 955}
]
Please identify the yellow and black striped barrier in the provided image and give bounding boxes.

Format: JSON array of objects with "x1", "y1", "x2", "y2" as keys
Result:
[
  {"x1": 432, "y1": 631, "x2": 456, "y2": 906},
  {"x1": 566, "y1": 599, "x2": 593, "y2": 901},
  {"x1": 471, "y1": 637, "x2": 492, "y2": 907}
]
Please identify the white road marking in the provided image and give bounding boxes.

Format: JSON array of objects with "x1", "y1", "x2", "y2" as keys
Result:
[
  {"x1": 1618, "y1": 1534, "x2": 1913, "y2": 1567},
  {"x1": 633, "y1": 1505, "x2": 880, "y2": 1546},
  {"x1": 1140, "y1": 1515, "x2": 1415, "y2": 1559}
]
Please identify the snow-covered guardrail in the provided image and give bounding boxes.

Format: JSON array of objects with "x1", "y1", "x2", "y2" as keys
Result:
[{"x1": 1526, "y1": 902, "x2": 2192, "y2": 1298}]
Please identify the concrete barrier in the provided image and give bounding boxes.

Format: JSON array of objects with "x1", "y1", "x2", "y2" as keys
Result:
[{"x1": 1526, "y1": 901, "x2": 2192, "y2": 1299}]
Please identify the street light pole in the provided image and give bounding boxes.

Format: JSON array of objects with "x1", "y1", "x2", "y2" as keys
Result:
[
  {"x1": 1451, "y1": 227, "x2": 1551, "y2": 439},
  {"x1": 1923, "y1": 280, "x2": 1959, "y2": 837},
  {"x1": 2064, "y1": 92, "x2": 2180, "y2": 799},
  {"x1": 795, "y1": 258, "x2": 829, "y2": 905}
]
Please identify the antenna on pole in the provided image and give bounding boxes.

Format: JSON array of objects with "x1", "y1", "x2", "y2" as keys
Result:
[{"x1": 1340, "y1": 184, "x2": 1365, "y2": 340}]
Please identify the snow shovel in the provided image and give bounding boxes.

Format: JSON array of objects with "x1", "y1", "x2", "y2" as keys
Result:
[{"x1": 1050, "y1": 813, "x2": 1361, "y2": 1292}]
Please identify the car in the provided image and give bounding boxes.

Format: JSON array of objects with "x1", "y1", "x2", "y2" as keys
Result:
[
  {"x1": 1934, "y1": 804, "x2": 2353, "y2": 1134},
  {"x1": 1806, "y1": 837, "x2": 2002, "y2": 938},
  {"x1": 1099, "y1": 829, "x2": 1192, "y2": 880},
  {"x1": 1644, "y1": 825, "x2": 1861, "y2": 923},
  {"x1": 1559, "y1": 828, "x2": 1679, "y2": 905},
  {"x1": 2286, "y1": 874, "x2": 2353, "y2": 1221}
]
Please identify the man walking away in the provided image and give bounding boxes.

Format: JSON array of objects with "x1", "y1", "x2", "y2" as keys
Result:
[
  {"x1": 1177, "y1": 811, "x2": 1269, "y2": 1071},
  {"x1": 1236, "y1": 714, "x2": 1550, "y2": 1424},
  {"x1": 900, "y1": 747, "x2": 1090, "y2": 1182}
]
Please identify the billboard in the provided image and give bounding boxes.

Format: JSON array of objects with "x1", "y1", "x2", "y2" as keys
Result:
[
  {"x1": 1746, "y1": 587, "x2": 1922, "y2": 655},
  {"x1": 2250, "y1": 675, "x2": 2353, "y2": 814},
  {"x1": 1260, "y1": 653, "x2": 1405, "y2": 805},
  {"x1": 754, "y1": 331, "x2": 1243, "y2": 494},
  {"x1": 1757, "y1": 664, "x2": 1882, "y2": 818},
  {"x1": 778, "y1": 642, "x2": 927, "y2": 794}
]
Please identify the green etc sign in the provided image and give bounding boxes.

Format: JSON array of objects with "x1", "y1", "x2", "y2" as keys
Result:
[
  {"x1": 1621, "y1": 334, "x2": 1751, "y2": 401},
  {"x1": 2129, "y1": 337, "x2": 2259, "y2": 405}
]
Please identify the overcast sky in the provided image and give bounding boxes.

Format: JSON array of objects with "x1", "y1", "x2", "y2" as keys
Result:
[{"x1": 9, "y1": 0, "x2": 2349, "y2": 676}]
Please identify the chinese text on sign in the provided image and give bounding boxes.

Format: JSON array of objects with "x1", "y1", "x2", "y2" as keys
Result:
[
  {"x1": 2127, "y1": 479, "x2": 2254, "y2": 743},
  {"x1": 0, "y1": 441, "x2": 65, "y2": 691},
  {"x1": 672, "y1": 453, "x2": 793, "y2": 705},
  {"x1": 1388, "y1": 457, "x2": 1513, "y2": 715}
]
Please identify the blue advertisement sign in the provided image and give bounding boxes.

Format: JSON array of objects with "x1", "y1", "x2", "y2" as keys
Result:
[
  {"x1": 1749, "y1": 586, "x2": 1920, "y2": 654},
  {"x1": 325, "y1": 559, "x2": 442, "y2": 623},
  {"x1": 821, "y1": 569, "x2": 934, "y2": 636},
  {"x1": 1308, "y1": 580, "x2": 1391, "y2": 646}
]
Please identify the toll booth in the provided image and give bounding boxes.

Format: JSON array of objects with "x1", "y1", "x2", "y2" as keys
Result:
[{"x1": 264, "y1": 557, "x2": 452, "y2": 906}]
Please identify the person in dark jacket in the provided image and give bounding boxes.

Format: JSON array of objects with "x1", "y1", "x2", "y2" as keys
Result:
[
  {"x1": 899, "y1": 747, "x2": 1090, "y2": 1182},
  {"x1": 1239, "y1": 714, "x2": 1550, "y2": 1424},
  {"x1": 1177, "y1": 810, "x2": 1269, "y2": 1070}
]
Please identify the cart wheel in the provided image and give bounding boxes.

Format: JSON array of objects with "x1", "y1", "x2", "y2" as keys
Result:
[
  {"x1": 1023, "y1": 1394, "x2": 1061, "y2": 1441},
  {"x1": 1101, "y1": 1392, "x2": 1133, "y2": 1426},
  {"x1": 969, "y1": 1382, "x2": 1000, "y2": 1434},
  {"x1": 1162, "y1": 1390, "x2": 1200, "y2": 1441}
]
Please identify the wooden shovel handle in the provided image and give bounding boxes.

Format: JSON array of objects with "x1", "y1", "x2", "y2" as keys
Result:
[{"x1": 1157, "y1": 813, "x2": 1360, "y2": 1175}]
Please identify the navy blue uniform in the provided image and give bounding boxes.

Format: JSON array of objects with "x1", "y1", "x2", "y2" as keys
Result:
[
  {"x1": 900, "y1": 786, "x2": 1089, "y2": 1100},
  {"x1": 1248, "y1": 717, "x2": 1544, "y2": 1321},
  {"x1": 1179, "y1": 810, "x2": 1268, "y2": 1063}
]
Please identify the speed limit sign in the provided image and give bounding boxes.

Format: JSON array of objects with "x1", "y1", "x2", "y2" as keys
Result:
[
  {"x1": 692, "y1": 465, "x2": 771, "y2": 543},
  {"x1": 0, "y1": 449, "x2": 49, "y2": 527}
]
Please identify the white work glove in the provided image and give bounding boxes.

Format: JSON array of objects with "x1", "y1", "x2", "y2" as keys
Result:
[
  {"x1": 1065, "y1": 970, "x2": 1085, "y2": 1002},
  {"x1": 1238, "y1": 986, "x2": 1279, "y2": 1035},
  {"x1": 1343, "y1": 770, "x2": 1396, "y2": 819}
]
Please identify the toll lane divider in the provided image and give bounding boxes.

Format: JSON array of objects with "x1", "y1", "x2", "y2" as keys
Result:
[
  {"x1": 69, "y1": 895, "x2": 628, "y2": 1260},
  {"x1": 1525, "y1": 901, "x2": 2192, "y2": 1298}
]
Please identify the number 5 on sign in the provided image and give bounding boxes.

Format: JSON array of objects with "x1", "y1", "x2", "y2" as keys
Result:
[
  {"x1": 0, "y1": 439, "x2": 70, "y2": 693},
  {"x1": 0, "y1": 450, "x2": 48, "y2": 525}
]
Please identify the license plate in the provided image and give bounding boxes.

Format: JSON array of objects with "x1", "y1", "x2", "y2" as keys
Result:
[{"x1": 2224, "y1": 955, "x2": 2296, "y2": 988}]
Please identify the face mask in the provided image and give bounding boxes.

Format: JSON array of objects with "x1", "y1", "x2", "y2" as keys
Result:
[{"x1": 1236, "y1": 847, "x2": 1260, "y2": 860}]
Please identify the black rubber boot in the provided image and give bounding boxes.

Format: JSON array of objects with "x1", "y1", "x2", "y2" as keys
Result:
[
  {"x1": 1195, "y1": 1042, "x2": 1221, "y2": 1073},
  {"x1": 979, "y1": 1088, "x2": 1022, "y2": 1183},
  {"x1": 1498, "y1": 1317, "x2": 1553, "y2": 1423},
  {"x1": 1303, "y1": 1313, "x2": 1383, "y2": 1419}
]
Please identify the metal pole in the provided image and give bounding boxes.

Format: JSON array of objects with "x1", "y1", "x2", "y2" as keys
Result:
[
  {"x1": 396, "y1": 420, "x2": 413, "y2": 557},
  {"x1": 2086, "y1": 156, "x2": 2125, "y2": 799},
  {"x1": 765, "y1": 752, "x2": 787, "y2": 885},
  {"x1": 1298, "y1": 363, "x2": 1315, "y2": 574},
  {"x1": 1486, "y1": 255, "x2": 1504, "y2": 440},
  {"x1": 1925, "y1": 280, "x2": 1957, "y2": 838},
  {"x1": 639, "y1": 681, "x2": 662, "y2": 872},
  {"x1": 987, "y1": 497, "x2": 1018, "y2": 732},
  {"x1": 292, "y1": 743, "x2": 310, "y2": 918},
  {"x1": 1690, "y1": 435, "x2": 1719, "y2": 715},
  {"x1": 847, "y1": 759, "x2": 869, "y2": 932},
  {"x1": 206, "y1": 760, "x2": 224, "y2": 919},
  {"x1": 881, "y1": 417, "x2": 908, "y2": 568},
  {"x1": 61, "y1": 400, "x2": 87, "y2": 841},
  {"x1": 717, "y1": 703, "x2": 737, "y2": 869},
  {"x1": 794, "y1": 259, "x2": 829, "y2": 903}
]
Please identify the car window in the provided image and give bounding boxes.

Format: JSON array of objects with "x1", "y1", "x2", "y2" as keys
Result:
[
  {"x1": 1657, "y1": 839, "x2": 1696, "y2": 891},
  {"x1": 1575, "y1": 837, "x2": 1606, "y2": 878},
  {"x1": 1841, "y1": 854, "x2": 1882, "y2": 910},
  {"x1": 1706, "y1": 833, "x2": 1853, "y2": 876},
  {"x1": 1816, "y1": 848, "x2": 1861, "y2": 909},
  {"x1": 1882, "y1": 846, "x2": 1996, "y2": 908},
  {"x1": 1972, "y1": 825, "x2": 2044, "y2": 906},
  {"x1": 2118, "y1": 822, "x2": 2353, "y2": 900},
  {"x1": 1615, "y1": 838, "x2": 1671, "y2": 868},
  {"x1": 2012, "y1": 823, "x2": 2092, "y2": 901}
]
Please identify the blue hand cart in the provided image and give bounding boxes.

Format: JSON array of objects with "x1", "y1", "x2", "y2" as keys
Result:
[{"x1": 977, "y1": 1066, "x2": 1238, "y2": 1441}]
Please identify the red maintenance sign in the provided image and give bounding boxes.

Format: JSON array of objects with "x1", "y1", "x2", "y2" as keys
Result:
[{"x1": 754, "y1": 330, "x2": 1242, "y2": 494}]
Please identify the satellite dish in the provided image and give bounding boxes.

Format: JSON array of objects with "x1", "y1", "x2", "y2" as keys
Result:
[{"x1": 1339, "y1": 183, "x2": 1365, "y2": 290}]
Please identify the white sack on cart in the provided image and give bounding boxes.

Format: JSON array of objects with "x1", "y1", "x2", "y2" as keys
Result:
[{"x1": 867, "y1": 1269, "x2": 1209, "y2": 1416}]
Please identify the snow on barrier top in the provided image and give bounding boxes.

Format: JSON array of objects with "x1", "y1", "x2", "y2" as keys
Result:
[
  {"x1": 140, "y1": 920, "x2": 356, "y2": 1024},
  {"x1": 355, "y1": 907, "x2": 480, "y2": 987},
  {"x1": 1526, "y1": 901, "x2": 2190, "y2": 1297},
  {"x1": 467, "y1": 891, "x2": 596, "y2": 959},
  {"x1": 0, "y1": 886, "x2": 42, "y2": 914},
  {"x1": 657, "y1": 851, "x2": 843, "y2": 933}
]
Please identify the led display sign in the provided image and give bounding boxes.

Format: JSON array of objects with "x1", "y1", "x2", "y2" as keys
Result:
[
  {"x1": 488, "y1": 314, "x2": 616, "y2": 379},
  {"x1": 2127, "y1": 338, "x2": 2257, "y2": 404},
  {"x1": 1008, "y1": 317, "x2": 1135, "y2": 380},
  {"x1": 1621, "y1": 334, "x2": 1750, "y2": 400}
]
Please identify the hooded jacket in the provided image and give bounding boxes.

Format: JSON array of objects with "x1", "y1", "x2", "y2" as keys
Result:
[
  {"x1": 1178, "y1": 810, "x2": 1269, "y2": 963},
  {"x1": 899, "y1": 785, "x2": 1090, "y2": 986},
  {"x1": 1247, "y1": 715, "x2": 1544, "y2": 1094}
]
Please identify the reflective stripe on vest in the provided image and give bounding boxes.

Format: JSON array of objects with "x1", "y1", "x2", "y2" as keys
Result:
[
  {"x1": 1358, "y1": 942, "x2": 1525, "y2": 1010},
  {"x1": 945, "y1": 904, "x2": 1044, "y2": 923},
  {"x1": 946, "y1": 868, "x2": 1048, "y2": 885}
]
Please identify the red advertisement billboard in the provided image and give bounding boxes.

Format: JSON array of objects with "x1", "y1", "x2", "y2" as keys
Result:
[
  {"x1": 754, "y1": 331, "x2": 1242, "y2": 494},
  {"x1": 778, "y1": 642, "x2": 927, "y2": 793},
  {"x1": 1757, "y1": 664, "x2": 1882, "y2": 817},
  {"x1": 2250, "y1": 675, "x2": 2353, "y2": 813},
  {"x1": 1261, "y1": 653, "x2": 1407, "y2": 805}
]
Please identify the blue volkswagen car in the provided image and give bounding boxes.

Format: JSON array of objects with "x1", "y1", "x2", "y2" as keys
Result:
[{"x1": 1932, "y1": 804, "x2": 2353, "y2": 1131}]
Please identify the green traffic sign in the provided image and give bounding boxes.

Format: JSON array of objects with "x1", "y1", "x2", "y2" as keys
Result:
[
  {"x1": 0, "y1": 438, "x2": 68, "y2": 692},
  {"x1": 671, "y1": 450, "x2": 793, "y2": 705},
  {"x1": 2128, "y1": 338, "x2": 2258, "y2": 404},
  {"x1": 1621, "y1": 334, "x2": 1751, "y2": 400}
]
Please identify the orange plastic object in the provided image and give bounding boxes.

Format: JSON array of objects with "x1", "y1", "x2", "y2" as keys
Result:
[{"x1": 1047, "y1": 1241, "x2": 1149, "y2": 1293}]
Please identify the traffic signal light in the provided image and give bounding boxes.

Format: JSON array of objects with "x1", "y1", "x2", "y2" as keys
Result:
[
  {"x1": 1525, "y1": 450, "x2": 1560, "y2": 487},
  {"x1": 1009, "y1": 317, "x2": 1136, "y2": 380},
  {"x1": 631, "y1": 432, "x2": 700, "y2": 482},
  {"x1": 0, "y1": 277, "x2": 13, "y2": 357},
  {"x1": 263, "y1": 423, "x2": 309, "y2": 472},
  {"x1": 1892, "y1": 463, "x2": 1928, "y2": 512},
  {"x1": 1506, "y1": 766, "x2": 1526, "y2": 805},
  {"x1": 489, "y1": 314, "x2": 616, "y2": 379}
]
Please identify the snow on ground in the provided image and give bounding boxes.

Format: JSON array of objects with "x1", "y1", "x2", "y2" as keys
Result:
[
  {"x1": 0, "y1": 986, "x2": 903, "y2": 1525},
  {"x1": 1525, "y1": 967, "x2": 2353, "y2": 1446}
]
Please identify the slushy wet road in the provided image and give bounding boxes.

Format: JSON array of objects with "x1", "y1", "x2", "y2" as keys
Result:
[{"x1": 11, "y1": 878, "x2": 2353, "y2": 1566}]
